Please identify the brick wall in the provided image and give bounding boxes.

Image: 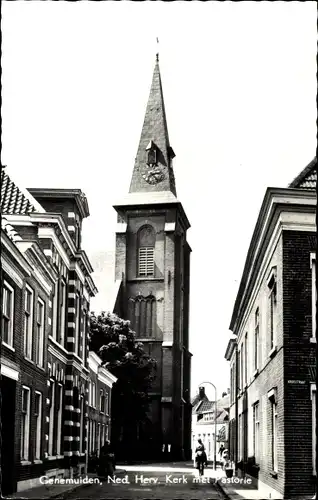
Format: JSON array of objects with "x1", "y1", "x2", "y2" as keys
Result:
[
  {"x1": 14, "y1": 272, "x2": 51, "y2": 485},
  {"x1": 236, "y1": 235, "x2": 286, "y2": 496},
  {"x1": 282, "y1": 230, "x2": 316, "y2": 498}
]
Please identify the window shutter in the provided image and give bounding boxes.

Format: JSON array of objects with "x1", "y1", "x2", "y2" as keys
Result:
[{"x1": 139, "y1": 247, "x2": 154, "y2": 276}]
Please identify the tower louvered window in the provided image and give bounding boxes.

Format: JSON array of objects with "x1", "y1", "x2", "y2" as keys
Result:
[
  {"x1": 138, "y1": 247, "x2": 154, "y2": 276},
  {"x1": 137, "y1": 225, "x2": 155, "y2": 277}
]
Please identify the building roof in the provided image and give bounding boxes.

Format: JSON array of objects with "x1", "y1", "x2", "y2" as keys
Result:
[
  {"x1": 129, "y1": 56, "x2": 177, "y2": 196},
  {"x1": 28, "y1": 187, "x2": 90, "y2": 218},
  {"x1": 288, "y1": 157, "x2": 317, "y2": 190},
  {"x1": 1, "y1": 169, "x2": 45, "y2": 215},
  {"x1": 196, "y1": 400, "x2": 215, "y2": 413}
]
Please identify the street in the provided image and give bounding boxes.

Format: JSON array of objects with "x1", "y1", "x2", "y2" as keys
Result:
[{"x1": 63, "y1": 466, "x2": 226, "y2": 499}]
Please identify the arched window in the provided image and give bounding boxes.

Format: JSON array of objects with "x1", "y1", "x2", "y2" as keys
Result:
[
  {"x1": 129, "y1": 295, "x2": 156, "y2": 337},
  {"x1": 137, "y1": 225, "x2": 155, "y2": 277}
]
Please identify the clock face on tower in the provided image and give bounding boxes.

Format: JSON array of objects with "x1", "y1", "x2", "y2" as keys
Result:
[{"x1": 142, "y1": 167, "x2": 165, "y2": 185}]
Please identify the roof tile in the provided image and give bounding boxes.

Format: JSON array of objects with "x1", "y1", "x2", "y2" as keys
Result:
[{"x1": 1, "y1": 170, "x2": 41, "y2": 215}]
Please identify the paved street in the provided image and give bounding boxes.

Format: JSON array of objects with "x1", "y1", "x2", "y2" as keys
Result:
[{"x1": 62, "y1": 466, "x2": 226, "y2": 499}]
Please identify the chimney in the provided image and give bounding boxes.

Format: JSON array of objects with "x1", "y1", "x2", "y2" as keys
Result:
[{"x1": 199, "y1": 386, "x2": 205, "y2": 400}]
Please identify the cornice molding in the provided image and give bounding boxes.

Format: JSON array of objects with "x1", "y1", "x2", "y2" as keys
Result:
[
  {"x1": 231, "y1": 202, "x2": 316, "y2": 336},
  {"x1": 1, "y1": 232, "x2": 33, "y2": 276}
]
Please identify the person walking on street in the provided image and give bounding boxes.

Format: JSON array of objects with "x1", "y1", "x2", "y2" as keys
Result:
[
  {"x1": 218, "y1": 444, "x2": 225, "y2": 461},
  {"x1": 195, "y1": 439, "x2": 207, "y2": 476},
  {"x1": 98, "y1": 441, "x2": 115, "y2": 478}
]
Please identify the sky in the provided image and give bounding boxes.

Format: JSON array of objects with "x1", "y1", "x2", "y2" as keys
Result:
[{"x1": 2, "y1": 1, "x2": 317, "y2": 400}]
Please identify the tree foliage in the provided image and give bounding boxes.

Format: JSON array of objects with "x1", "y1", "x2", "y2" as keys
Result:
[{"x1": 89, "y1": 312, "x2": 157, "y2": 425}]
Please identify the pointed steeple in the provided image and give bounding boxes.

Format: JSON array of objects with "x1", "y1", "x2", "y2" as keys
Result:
[{"x1": 129, "y1": 56, "x2": 177, "y2": 196}]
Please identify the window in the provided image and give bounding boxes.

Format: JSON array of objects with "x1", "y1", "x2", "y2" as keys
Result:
[
  {"x1": 88, "y1": 420, "x2": 92, "y2": 454},
  {"x1": 51, "y1": 282, "x2": 58, "y2": 340},
  {"x1": 48, "y1": 379, "x2": 55, "y2": 456},
  {"x1": 91, "y1": 382, "x2": 96, "y2": 408},
  {"x1": 101, "y1": 424, "x2": 105, "y2": 449},
  {"x1": 268, "y1": 391, "x2": 278, "y2": 473},
  {"x1": 105, "y1": 391, "x2": 109, "y2": 414},
  {"x1": 82, "y1": 310, "x2": 87, "y2": 361},
  {"x1": 89, "y1": 380, "x2": 96, "y2": 408},
  {"x1": 137, "y1": 225, "x2": 155, "y2": 277},
  {"x1": 231, "y1": 361, "x2": 236, "y2": 404},
  {"x1": 80, "y1": 395, "x2": 84, "y2": 454},
  {"x1": 56, "y1": 384, "x2": 63, "y2": 455},
  {"x1": 24, "y1": 287, "x2": 34, "y2": 359},
  {"x1": 89, "y1": 381, "x2": 92, "y2": 406},
  {"x1": 311, "y1": 254, "x2": 316, "y2": 340},
  {"x1": 244, "y1": 333, "x2": 248, "y2": 385},
  {"x1": 129, "y1": 295, "x2": 156, "y2": 337},
  {"x1": 21, "y1": 387, "x2": 30, "y2": 460},
  {"x1": 59, "y1": 280, "x2": 66, "y2": 346},
  {"x1": 238, "y1": 414, "x2": 243, "y2": 460},
  {"x1": 2, "y1": 281, "x2": 14, "y2": 347},
  {"x1": 100, "y1": 389, "x2": 105, "y2": 413},
  {"x1": 272, "y1": 401, "x2": 278, "y2": 472},
  {"x1": 34, "y1": 391, "x2": 42, "y2": 459},
  {"x1": 181, "y1": 351, "x2": 184, "y2": 397},
  {"x1": 138, "y1": 248, "x2": 154, "y2": 277},
  {"x1": 241, "y1": 341, "x2": 244, "y2": 389},
  {"x1": 268, "y1": 272, "x2": 277, "y2": 350},
  {"x1": 253, "y1": 402, "x2": 260, "y2": 463},
  {"x1": 146, "y1": 144, "x2": 157, "y2": 166},
  {"x1": 254, "y1": 308, "x2": 260, "y2": 371},
  {"x1": 35, "y1": 298, "x2": 45, "y2": 366},
  {"x1": 75, "y1": 293, "x2": 81, "y2": 357},
  {"x1": 93, "y1": 421, "x2": 97, "y2": 451},
  {"x1": 97, "y1": 423, "x2": 101, "y2": 457},
  {"x1": 237, "y1": 349, "x2": 241, "y2": 391},
  {"x1": 311, "y1": 384, "x2": 316, "y2": 475}
]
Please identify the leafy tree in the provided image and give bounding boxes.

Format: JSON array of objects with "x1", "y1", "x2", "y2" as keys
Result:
[{"x1": 89, "y1": 311, "x2": 157, "y2": 459}]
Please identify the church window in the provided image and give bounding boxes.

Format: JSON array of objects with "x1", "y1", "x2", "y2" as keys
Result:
[
  {"x1": 129, "y1": 295, "x2": 156, "y2": 337},
  {"x1": 137, "y1": 225, "x2": 155, "y2": 277}
]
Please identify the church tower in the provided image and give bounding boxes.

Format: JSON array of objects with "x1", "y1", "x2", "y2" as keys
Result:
[{"x1": 113, "y1": 55, "x2": 192, "y2": 461}]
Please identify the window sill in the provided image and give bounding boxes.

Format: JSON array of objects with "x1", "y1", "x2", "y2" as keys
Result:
[
  {"x1": 72, "y1": 352, "x2": 84, "y2": 365},
  {"x1": 33, "y1": 459, "x2": 43, "y2": 464},
  {"x1": 269, "y1": 346, "x2": 277, "y2": 358},
  {"x1": 2, "y1": 342, "x2": 15, "y2": 352},
  {"x1": 24, "y1": 357, "x2": 35, "y2": 365},
  {"x1": 21, "y1": 461, "x2": 32, "y2": 466},
  {"x1": 47, "y1": 455, "x2": 59, "y2": 461},
  {"x1": 270, "y1": 471, "x2": 278, "y2": 479},
  {"x1": 253, "y1": 369, "x2": 259, "y2": 379},
  {"x1": 56, "y1": 455, "x2": 64, "y2": 459},
  {"x1": 310, "y1": 337, "x2": 317, "y2": 343},
  {"x1": 49, "y1": 335, "x2": 69, "y2": 355}
]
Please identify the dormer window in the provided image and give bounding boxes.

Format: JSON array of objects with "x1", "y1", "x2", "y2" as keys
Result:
[{"x1": 146, "y1": 140, "x2": 157, "y2": 166}]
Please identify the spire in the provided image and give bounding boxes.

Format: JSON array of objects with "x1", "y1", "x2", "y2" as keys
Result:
[{"x1": 129, "y1": 55, "x2": 177, "y2": 196}]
